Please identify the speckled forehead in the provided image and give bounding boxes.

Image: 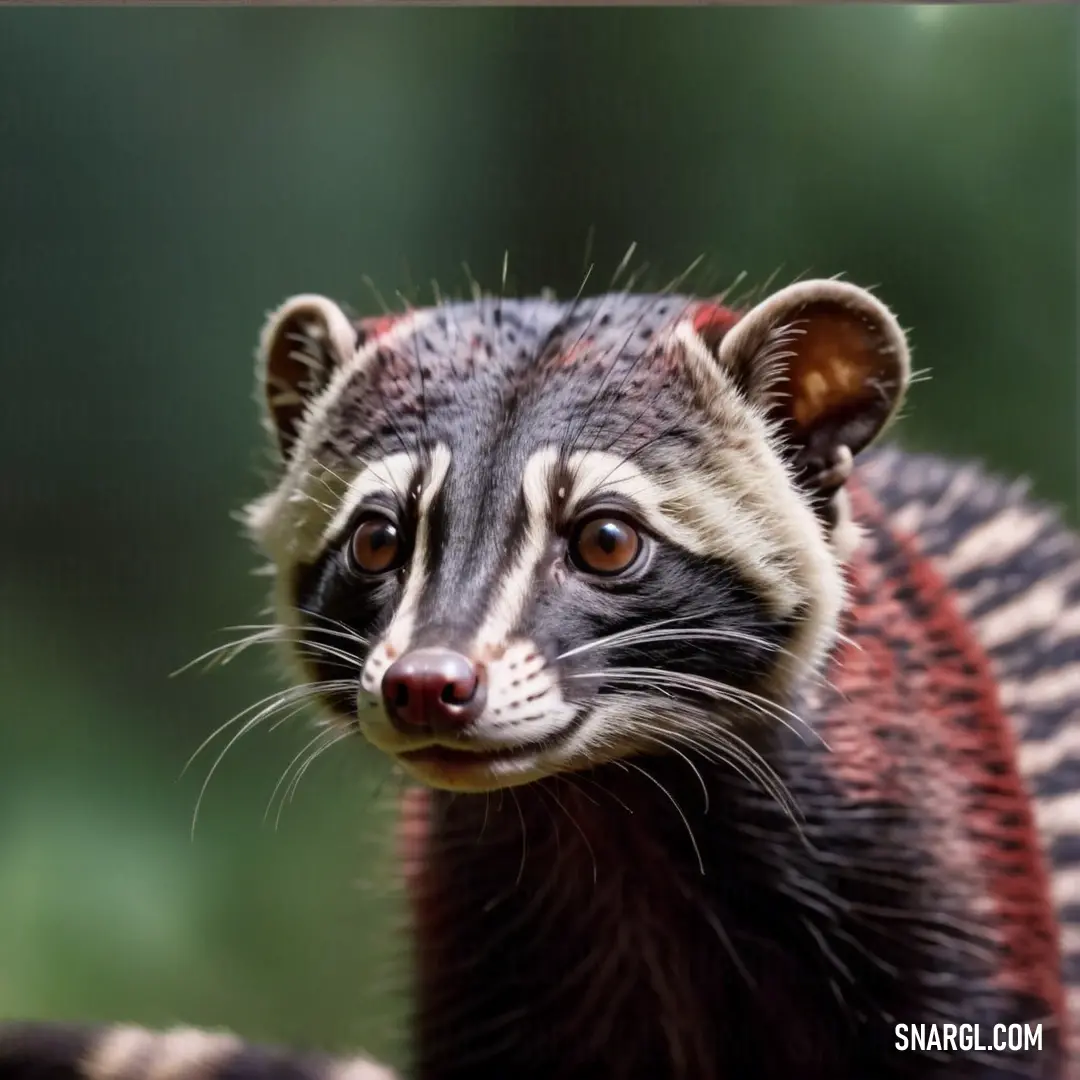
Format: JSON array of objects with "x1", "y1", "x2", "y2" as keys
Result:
[{"x1": 316, "y1": 293, "x2": 710, "y2": 465}]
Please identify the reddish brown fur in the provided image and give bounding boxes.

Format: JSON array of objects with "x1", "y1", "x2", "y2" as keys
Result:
[
  {"x1": 690, "y1": 301, "x2": 741, "y2": 351},
  {"x1": 359, "y1": 313, "x2": 408, "y2": 339},
  {"x1": 842, "y1": 482, "x2": 1063, "y2": 1019}
]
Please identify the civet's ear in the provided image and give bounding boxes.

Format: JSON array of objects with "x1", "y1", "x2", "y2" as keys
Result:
[
  {"x1": 257, "y1": 294, "x2": 358, "y2": 459},
  {"x1": 716, "y1": 280, "x2": 910, "y2": 497}
]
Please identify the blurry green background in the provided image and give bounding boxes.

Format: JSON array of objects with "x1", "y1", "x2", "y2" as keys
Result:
[{"x1": 0, "y1": 4, "x2": 1076, "y2": 1072}]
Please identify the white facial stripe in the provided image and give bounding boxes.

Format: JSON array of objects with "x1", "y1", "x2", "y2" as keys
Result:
[
  {"x1": 471, "y1": 446, "x2": 559, "y2": 653},
  {"x1": 381, "y1": 443, "x2": 453, "y2": 656},
  {"x1": 321, "y1": 451, "x2": 416, "y2": 550},
  {"x1": 565, "y1": 449, "x2": 708, "y2": 554},
  {"x1": 566, "y1": 448, "x2": 806, "y2": 617}
]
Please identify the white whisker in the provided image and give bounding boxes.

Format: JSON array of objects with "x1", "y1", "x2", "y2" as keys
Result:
[
  {"x1": 271, "y1": 727, "x2": 354, "y2": 828},
  {"x1": 621, "y1": 758, "x2": 704, "y2": 875},
  {"x1": 189, "y1": 677, "x2": 357, "y2": 837},
  {"x1": 555, "y1": 615, "x2": 705, "y2": 661},
  {"x1": 574, "y1": 666, "x2": 825, "y2": 749},
  {"x1": 559, "y1": 623, "x2": 839, "y2": 697},
  {"x1": 172, "y1": 621, "x2": 369, "y2": 678}
]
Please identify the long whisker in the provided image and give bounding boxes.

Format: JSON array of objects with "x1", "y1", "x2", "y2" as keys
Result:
[
  {"x1": 634, "y1": 731, "x2": 710, "y2": 814},
  {"x1": 172, "y1": 628, "x2": 282, "y2": 676},
  {"x1": 288, "y1": 639, "x2": 366, "y2": 669},
  {"x1": 284, "y1": 728, "x2": 353, "y2": 810},
  {"x1": 511, "y1": 788, "x2": 529, "y2": 888},
  {"x1": 296, "y1": 608, "x2": 372, "y2": 644},
  {"x1": 181, "y1": 681, "x2": 335, "y2": 776},
  {"x1": 215, "y1": 621, "x2": 370, "y2": 651},
  {"x1": 559, "y1": 624, "x2": 837, "y2": 696},
  {"x1": 571, "y1": 666, "x2": 824, "y2": 749},
  {"x1": 554, "y1": 615, "x2": 713, "y2": 660},
  {"x1": 266, "y1": 727, "x2": 337, "y2": 824},
  {"x1": 272, "y1": 727, "x2": 354, "y2": 829},
  {"x1": 612, "y1": 693, "x2": 801, "y2": 810},
  {"x1": 620, "y1": 758, "x2": 704, "y2": 875},
  {"x1": 570, "y1": 626, "x2": 783, "y2": 655},
  {"x1": 631, "y1": 715, "x2": 803, "y2": 829},
  {"x1": 189, "y1": 678, "x2": 357, "y2": 837},
  {"x1": 538, "y1": 783, "x2": 599, "y2": 885},
  {"x1": 173, "y1": 622, "x2": 369, "y2": 677}
]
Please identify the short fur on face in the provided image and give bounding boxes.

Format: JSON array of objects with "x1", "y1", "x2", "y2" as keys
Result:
[{"x1": 244, "y1": 281, "x2": 910, "y2": 791}]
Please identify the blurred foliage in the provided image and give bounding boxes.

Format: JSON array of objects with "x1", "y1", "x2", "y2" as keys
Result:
[{"x1": 0, "y1": 5, "x2": 1075, "y2": 1072}]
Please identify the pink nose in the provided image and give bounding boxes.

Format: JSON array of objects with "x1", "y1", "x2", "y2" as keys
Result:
[{"x1": 381, "y1": 648, "x2": 487, "y2": 734}]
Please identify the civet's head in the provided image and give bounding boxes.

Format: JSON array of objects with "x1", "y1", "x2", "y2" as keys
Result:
[{"x1": 244, "y1": 282, "x2": 909, "y2": 791}]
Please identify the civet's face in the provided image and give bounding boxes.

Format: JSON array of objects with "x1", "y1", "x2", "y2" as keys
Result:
[{"x1": 245, "y1": 283, "x2": 909, "y2": 791}]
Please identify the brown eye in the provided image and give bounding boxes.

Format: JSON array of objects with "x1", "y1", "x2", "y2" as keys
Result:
[
  {"x1": 349, "y1": 514, "x2": 403, "y2": 575},
  {"x1": 570, "y1": 516, "x2": 643, "y2": 576}
]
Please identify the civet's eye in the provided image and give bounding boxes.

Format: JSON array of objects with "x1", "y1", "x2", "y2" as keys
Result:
[
  {"x1": 349, "y1": 513, "x2": 404, "y2": 575},
  {"x1": 569, "y1": 515, "x2": 643, "y2": 577}
]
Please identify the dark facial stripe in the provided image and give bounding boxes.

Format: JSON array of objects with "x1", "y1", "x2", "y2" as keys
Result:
[
  {"x1": 414, "y1": 475, "x2": 535, "y2": 647},
  {"x1": 407, "y1": 438, "x2": 554, "y2": 653}
]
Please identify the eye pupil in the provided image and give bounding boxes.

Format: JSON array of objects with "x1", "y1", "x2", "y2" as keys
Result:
[
  {"x1": 571, "y1": 516, "x2": 642, "y2": 576},
  {"x1": 595, "y1": 523, "x2": 622, "y2": 554},
  {"x1": 351, "y1": 515, "x2": 402, "y2": 574},
  {"x1": 369, "y1": 525, "x2": 394, "y2": 552}
]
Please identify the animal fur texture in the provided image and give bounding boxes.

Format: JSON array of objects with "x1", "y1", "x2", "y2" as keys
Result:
[{"x1": 1, "y1": 279, "x2": 1077, "y2": 1080}]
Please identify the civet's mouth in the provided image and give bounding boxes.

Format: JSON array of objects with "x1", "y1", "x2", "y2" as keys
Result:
[
  {"x1": 392, "y1": 741, "x2": 546, "y2": 790},
  {"x1": 381, "y1": 708, "x2": 593, "y2": 791},
  {"x1": 399, "y1": 744, "x2": 533, "y2": 768}
]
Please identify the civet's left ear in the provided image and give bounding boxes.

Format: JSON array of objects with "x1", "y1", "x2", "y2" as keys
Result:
[
  {"x1": 716, "y1": 280, "x2": 910, "y2": 498},
  {"x1": 257, "y1": 294, "x2": 359, "y2": 460}
]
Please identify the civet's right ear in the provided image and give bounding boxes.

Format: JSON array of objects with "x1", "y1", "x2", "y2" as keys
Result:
[
  {"x1": 257, "y1": 294, "x2": 358, "y2": 459},
  {"x1": 715, "y1": 279, "x2": 911, "y2": 498}
]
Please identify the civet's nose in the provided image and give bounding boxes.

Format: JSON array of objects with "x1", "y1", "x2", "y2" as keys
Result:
[{"x1": 381, "y1": 647, "x2": 487, "y2": 734}]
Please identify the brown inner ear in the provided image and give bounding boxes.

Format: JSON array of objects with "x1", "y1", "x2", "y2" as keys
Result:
[
  {"x1": 265, "y1": 309, "x2": 340, "y2": 457},
  {"x1": 774, "y1": 301, "x2": 902, "y2": 463}
]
